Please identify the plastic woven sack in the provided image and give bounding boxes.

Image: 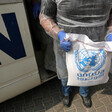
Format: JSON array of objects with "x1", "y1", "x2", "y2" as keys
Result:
[{"x1": 66, "y1": 33, "x2": 112, "y2": 86}]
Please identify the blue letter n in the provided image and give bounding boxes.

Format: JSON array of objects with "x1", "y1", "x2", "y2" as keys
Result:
[{"x1": 0, "y1": 13, "x2": 26, "y2": 65}]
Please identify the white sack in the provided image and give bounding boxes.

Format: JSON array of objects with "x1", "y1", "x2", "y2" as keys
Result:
[{"x1": 66, "y1": 34, "x2": 112, "y2": 86}]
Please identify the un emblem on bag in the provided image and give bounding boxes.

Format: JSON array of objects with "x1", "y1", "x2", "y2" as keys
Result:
[{"x1": 75, "y1": 49, "x2": 106, "y2": 72}]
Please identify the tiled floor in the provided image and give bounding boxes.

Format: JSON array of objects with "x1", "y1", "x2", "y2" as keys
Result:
[{"x1": 1, "y1": 73, "x2": 112, "y2": 112}]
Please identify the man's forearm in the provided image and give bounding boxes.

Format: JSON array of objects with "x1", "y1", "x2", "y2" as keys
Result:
[{"x1": 39, "y1": 13, "x2": 62, "y2": 40}]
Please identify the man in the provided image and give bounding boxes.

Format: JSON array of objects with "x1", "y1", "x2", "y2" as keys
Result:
[{"x1": 39, "y1": 0, "x2": 112, "y2": 108}]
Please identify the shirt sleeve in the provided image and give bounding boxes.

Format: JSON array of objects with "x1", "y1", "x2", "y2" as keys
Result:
[{"x1": 41, "y1": 0, "x2": 57, "y2": 18}]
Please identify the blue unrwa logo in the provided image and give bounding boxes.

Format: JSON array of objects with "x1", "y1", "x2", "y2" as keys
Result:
[
  {"x1": 0, "y1": 13, "x2": 26, "y2": 65},
  {"x1": 75, "y1": 49, "x2": 106, "y2": 72}
]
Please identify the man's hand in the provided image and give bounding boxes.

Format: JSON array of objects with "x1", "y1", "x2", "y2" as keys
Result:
[
  {"x1": 106, "y1": 33, "x2": 112, "y2": 41},
  {"x1": 58, "y1": 31, "x2": 71, "y2": 52},
  {"x1": 32, "y1": 3, "x2": 40, "y2": 18}
]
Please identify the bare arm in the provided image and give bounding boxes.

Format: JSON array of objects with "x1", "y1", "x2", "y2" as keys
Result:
[{"x1": 39, "y1": 13, "x2": 62, "y2": 40}]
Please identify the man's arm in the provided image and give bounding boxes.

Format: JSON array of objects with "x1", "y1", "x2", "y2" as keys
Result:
[
  {"x1": 39, "y1": 0, "x2": 71, "y2": 52},
  {"x1": 39, "y1": 0, "x2": 62, "y2": 39},
  {"x1": 39, "y1": 13, "x2": 71, "y2": 52},
  {"x1": 39, "y1": 13, "x2": 62, "y2": 39}
]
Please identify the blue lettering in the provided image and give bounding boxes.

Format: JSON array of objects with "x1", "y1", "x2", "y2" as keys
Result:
[
  {"x1": 77, "y1": 69, "x2": 105, "y2": 81},
  {"x1": 77, "y1": 73, "x2": 79, "y2": 77},
  {"x1": 0, "y1": 13, "x2": 26, "y2": 65}
]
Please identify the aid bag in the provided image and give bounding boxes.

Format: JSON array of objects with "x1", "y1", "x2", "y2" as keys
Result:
[{"x1": 66, "y1": 33, "x2": 112, "y2": 86}]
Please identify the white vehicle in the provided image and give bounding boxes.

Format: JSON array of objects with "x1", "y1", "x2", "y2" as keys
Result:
[{"x1": 0, "y1": 0, "x2": 56, "y2": 103}]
